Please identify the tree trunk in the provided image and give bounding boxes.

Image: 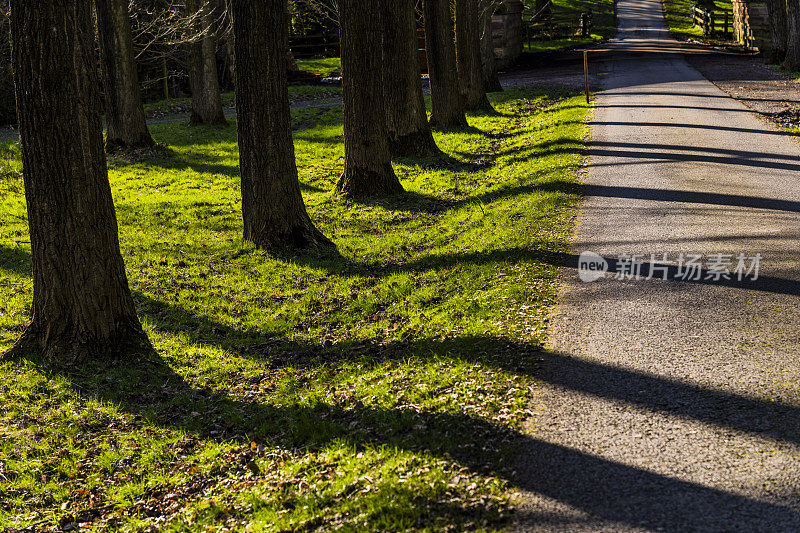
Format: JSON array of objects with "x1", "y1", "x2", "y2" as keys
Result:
[
  {"x1": 224, "y1": 27, "x2": 236, "y2": 83},
  {"x1": 785, "y1": 0, "x2": 800, "y2": 69},
  {"x1": 767, "y1": 0, "x2": 789, "y2": 63},
  {"x1": 480, "y1": 1, "x2": 503, "y2": 93},
  {"x1": 229, "y1": 0, "x2": 333, "y2": 250},
  {"x1": 336, "y1": 0, "x2": 404, "y2": 198},
  {"x1": 423, "y1": 0, "x2": 468, "y2": 129},
  {"x1": 456, "y1": 0, "x2": 493, "y2": 111},
  {"x1": 95, "y1": 0, "x2": 154, "y2": 151},
  {"x1": 7, "y1": 0, "x2": 149, "y2": 363},
  {"x1": 188, "y1": 0, "x2": 227, "y2": 126},
  {"x1": 383, "y1": 0, "x2": 440, "y2": 158}
]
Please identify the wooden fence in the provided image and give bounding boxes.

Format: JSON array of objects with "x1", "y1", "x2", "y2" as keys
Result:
[
  {"x1": 288, "y1": 32, "x2": 340, "y2": 59},
  {"x1": 524, "y1": 11, "x2": 594, "y2": 45},
  {"x1": 690, "y1": 5, "x2": 733, "y2": 38}
]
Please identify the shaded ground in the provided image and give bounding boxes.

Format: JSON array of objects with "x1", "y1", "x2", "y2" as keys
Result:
[{"x1": 687, "y1": 52, "x2": 800, "y2": 127}]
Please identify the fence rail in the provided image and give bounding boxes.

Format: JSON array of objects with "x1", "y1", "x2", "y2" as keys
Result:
[
  {"x1": 690, "y1": 5, "x2": 732, "y2": 38},
  {"x1": 288, "y1": 32, "x2": 340, "y2": 59},
  {"x1": 524, "y1": 10, "x2": 594, "y2": 44}
]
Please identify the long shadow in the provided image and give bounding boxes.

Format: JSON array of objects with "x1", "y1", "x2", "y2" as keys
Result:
[
  {"x1": 587, "y1": 140, "x2": 800, "y2": 162},
  {"x1": 347, "y1": 165, "x2": 800, "y2": 218},
  {"x1": 601, "y1": 91, "x2": 800, "y2": 104},
  {"x1": 12, "y1": 326, "x2": 800, "y2": 530},
  {"x1": 0, "y1": 243, "x2": 30, "y2": 276},
  {"x1": 595, "y1": 104, "x2": 760, "y2": 113},
  {"x1": 133, "y1": 293, "x2": 800, "y2": 449},
  {"x1": 592, "y1": 121, "x2": 798, "y2": 137},
  {"x1": 507, "y1": 142, "x2": 800, "y2": 173},
  {"x1": 547, "y1": 181, "x2": 800, "y2": 214}
]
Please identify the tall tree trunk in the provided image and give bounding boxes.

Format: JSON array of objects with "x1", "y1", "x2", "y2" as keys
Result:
[
  {"x1": 224, "y1": 27, "x2": 236, "y2": 83},
  {"x1": 229, "y1": 0, "x2": 332, "y2": 250},
  {"x1": 383, "y1": 0, "x2": 440, "y2": 158},
  {"x1": 188, "y1": 0, "x2": 227, "y2": 126},
  {"x1": 456, "y1": 0, "x2": 493, "y2": 110},
  {"x1": 7, "y1": 0, "x2": 149, "y2": 363},
  {"x1": 480, "y1": 1, "x2": 503, "y2": 93},
  {"x1": 95, "y1": 0, "x2": 154, "y2": 151},
  {"x1": 767, "y1": 0, "x2": 789, "y2": 63},
  {"x1": 423, "y1": 0, "x2": 468, "y2": 129},
  {"x1": 336, "y1": 0, "x2": 404, "y2": 198},
  {"x1": 785, "y1": 0, "x2": 800, "y2": 69}
]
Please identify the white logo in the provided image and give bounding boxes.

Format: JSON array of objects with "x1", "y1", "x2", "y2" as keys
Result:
[{"x1": 578, "y1": 251, "x2": 608, "y2": 282}]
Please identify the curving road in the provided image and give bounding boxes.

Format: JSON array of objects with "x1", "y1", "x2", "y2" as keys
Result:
[{"x1": 514, "y1": 0, "x2": 800, "y2": 530}]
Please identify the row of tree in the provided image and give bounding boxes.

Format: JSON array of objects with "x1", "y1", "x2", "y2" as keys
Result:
[{"x1": 6, "y1": 0, "x2": 505, "y2": 363}]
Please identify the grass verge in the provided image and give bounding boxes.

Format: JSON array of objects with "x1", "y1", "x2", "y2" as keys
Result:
[
  {"x1": 523, "y1": 0, "x2": 616, "y2": 53},
  {"x1": 661, "y1": 0, "x2": 733, "y2": 41},
  {"x1": 0, "y1": 86, "x2": 589, "y2": 531}
]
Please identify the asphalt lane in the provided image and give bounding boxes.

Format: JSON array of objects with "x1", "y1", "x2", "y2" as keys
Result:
[{"x1": 514, "y1": 0, "x2": 800, "y2": 530}]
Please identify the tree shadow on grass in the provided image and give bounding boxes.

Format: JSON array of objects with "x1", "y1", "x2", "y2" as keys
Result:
[
  {"x1": 0, "y1": 243, "x2": 31, "y2": 276},
  {"x1": 134, "y1": 293, "x2": 800, "y2": 448},
  {"x1": 11, "y1": 317, "x2": 800, "y2": 530}
]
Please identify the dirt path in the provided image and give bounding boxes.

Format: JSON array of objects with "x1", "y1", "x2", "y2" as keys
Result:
[{"x1": 512, "y1": 0, "x2": 800, "y2": 530}]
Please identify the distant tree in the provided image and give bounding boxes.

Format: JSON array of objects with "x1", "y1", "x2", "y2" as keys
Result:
[
  {"x1": 187, "y1": 0, "x2": 227, "y2": 126},
  {"x1": 456, "y1": 0, "x2": 493, "y2": 111},
  {"x1": 229, "y1": 0, "x2": 333, "y2": 249},
  {"x1": 335, "y1": 0, "x2": 404, "y2": 197},
  {"x1": 784, "y1": 0, "x2": 800, "y2": 69},
  {"x1": 8, "y1": 0, "x2": 150, "y2": 362},
  {"x1": 96, "y1": 0, "x2": 155, "y2": 150},
  {"x1": 423, "y1": 0, "x2": 468, "y2": 129},
  {"x1": 480, "y1": 0, "x2": 503, "y2": 92},
  {"x1": 766, "y1": 0, "x2": 788, "y2": 63},
  {"x1": 383, "y1": 0, "x2": 440, "y2": 157}
]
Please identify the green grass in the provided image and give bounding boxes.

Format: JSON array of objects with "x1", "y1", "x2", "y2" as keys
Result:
[
  {"x1": 523, "y1": 0, "x2": 616, "y2": 52},
  {"x1": 296, "y1": 57, "x2": 341, "y2": 76},
  {"x1": 0, "y1": 86, "x2": 589, "y2": 531},
  {"x1": 662, "y1": 0, "x2": 733, "y2": 41}
]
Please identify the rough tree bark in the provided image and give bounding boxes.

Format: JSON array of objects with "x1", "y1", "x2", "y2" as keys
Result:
[
  {"x1": 784, "y1": 0, "x2": 800, "y2": 69},
  {"x1": 480, "y1": 0, "x2": 503, "y2": 93},
  {"x1": 95, "y1": 0, "x2": 154, "y2": 151},
  {"x1": 188, "y1": 0, "x2": 227, "y2": 126},
  {"x1": 229, "y1": 0, "x2": 332, "y2": 250},
  {"x1": 7, "y1": 0, "x2": 149, "y2": 363},
  {"x1": 423, "y1": 0, "x2": 468, "y2": 129},
  {"x1": 383, "y1": 0, "x2": 440, "y2": 157},
  {"x1": 766, "y1": 0, "x2": 789, "y2": 63},
  {"x1": 456, "y1": 0, "x2": 493, "y2": 111},
  {"x1": 335, "y1": 0, "x2": 404, "y2": 197}
]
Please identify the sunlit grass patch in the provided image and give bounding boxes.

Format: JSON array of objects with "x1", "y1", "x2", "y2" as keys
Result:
[{"x1": 0, "y1": 86, "x2": 589, "y2": 531}]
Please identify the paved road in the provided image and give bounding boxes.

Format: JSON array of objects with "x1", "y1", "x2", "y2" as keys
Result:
[{"x1": 513, "y1": 0, "x2": 800, "y2": 530}]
